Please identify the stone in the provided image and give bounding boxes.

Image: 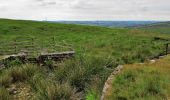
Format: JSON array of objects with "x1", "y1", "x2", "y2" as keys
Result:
[
  {"x1": 139, "y1": 63, "x2": 144, "y2": 65},
  {"x1": 159, "y1": 56, "x2": 165, "y2": 59},
  {"x1": 101, "y1": 65, "x2": 124, "y2": 100},
  {"x1": 26, "y1": 93, "x2": 30, "y2": 96},
  {"x1": 13, "y1": 90, "x2": 17, "y2": 94},
  {"x1": 150, "y1": 60, "x2": 156, "y2": 64},
  {"x1": 117, "y1": 65, "x2": 124, "y2": 69},
  {"x1": 8, "y1": 86, "x2": 17, "y2": 94}
]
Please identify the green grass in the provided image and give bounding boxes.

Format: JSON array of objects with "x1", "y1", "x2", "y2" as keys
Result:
[
  {"x1": 86, "y1": 91, "x2": 98, "y2": 100},
  {"x1": 0, "y1": 19, "x2": 168, "y2": 59},
  {"x1": 0, "y1": 87, "x2": 11, "y2": 100},
  {"x1": 0, "y1": 19, "x2": 170, "y2": 99},
  {"x1": 107, "y1": 55, "x2": 170, "y2": 100}
]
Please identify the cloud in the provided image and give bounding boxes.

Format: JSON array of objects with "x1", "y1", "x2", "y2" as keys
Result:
[
  {"x1": 0, "y1": 0, "x2": 170, "y2": 20},
  {"x1": 34, "y1": 0, "x2": 57, "y2": 6}
]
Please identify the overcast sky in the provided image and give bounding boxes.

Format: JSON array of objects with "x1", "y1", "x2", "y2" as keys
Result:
[{"x1": 0, "y1": 0, "x2": 170, "y2": 21}]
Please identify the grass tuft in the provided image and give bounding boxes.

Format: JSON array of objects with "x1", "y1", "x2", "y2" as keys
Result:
[{"x1": 0, "y1": 87, "x2": 11, "y2": 100}]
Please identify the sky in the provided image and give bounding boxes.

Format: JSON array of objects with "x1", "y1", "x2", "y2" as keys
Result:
[{"x1": 0, "y1": 0, "x2": 170, "y2": 21}]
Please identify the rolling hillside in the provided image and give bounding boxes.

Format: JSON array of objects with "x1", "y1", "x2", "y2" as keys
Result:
[
  {"x1": 134, "y1": 21, "x2": 170, "y2": 34},
  {"x1": 0, "y1": 19, "x2": 170, "y2": 100},
  {"x1": 54, "y1": 21, "x2": 158, "y2": 27}
]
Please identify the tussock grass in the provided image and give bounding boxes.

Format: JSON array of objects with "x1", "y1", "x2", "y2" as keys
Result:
[
  {"x1": 0, "y1": 87, "x2": 11, "y2": 100},
  {"x1": 10, "y1": 67, "x2": 27, "y2": 82},
  {"x1": 26, "y1": 56, "x2": 110, "y2": 99},
  {"x1": 29, "y1": 74, "x2": 72, "y2": 100},
  {"x1": 0, "y1": 56, "x2": 110, "y2": 99},
  {"x1": 0, "y1": 64, "x2": 38, "y2": 87},
  {"x1": 0, "y1": 73, "x2": 11, "y2": 87}
]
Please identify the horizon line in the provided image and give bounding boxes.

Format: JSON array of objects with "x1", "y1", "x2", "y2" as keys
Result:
[{"x1": 1, "y1": 18, "x2": 170, "y2": 22}]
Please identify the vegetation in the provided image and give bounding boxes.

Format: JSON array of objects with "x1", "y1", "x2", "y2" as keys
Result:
[
  {"x1": 136, "y1": 21, "x2": 170, "y2": 34},
  {"x1": 0, "y1": 19, "x2": 170, "y2": 99},
  {"x1": 106, "y1": 55, "x2": 170, "y2": 100},
  {"x1": 0, "y1": 87, "x2": 11, "y2": 100}
]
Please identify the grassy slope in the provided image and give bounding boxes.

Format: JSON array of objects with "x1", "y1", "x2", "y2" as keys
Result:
[
  {"x1": 0, "y1": 19, "x2": 170, "y2": 99},
  {"x1": 134, "y1": 21, "x2": 170, "y2": 34},
  {"x1": 107, "y1": 55, "x2": 170, "y2": 100},
  {"x1": 0, "y1": 19, "x2": 169, "y2": 59}
]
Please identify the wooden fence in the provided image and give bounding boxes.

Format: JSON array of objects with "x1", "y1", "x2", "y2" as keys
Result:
[{"x1": 0, "y1": 36, "x2": 74, "y2": 57}]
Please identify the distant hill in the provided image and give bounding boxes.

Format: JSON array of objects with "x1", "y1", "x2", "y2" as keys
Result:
[
  {"x1": 133, "y1": 21, "x2": 170, "y2": 34},
  {"x1": 50, "y1": 21, "x2": 159, "y2": 27}
]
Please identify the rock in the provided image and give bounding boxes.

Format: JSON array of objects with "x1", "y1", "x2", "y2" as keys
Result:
[
  {"x1": 8, "y1": 87, "x2": 17, "y2": 94},
  {"x1": 28, "y1": 95, "x2": 31, "y2": 99},
  {"x1": 22, "y1": 87, "x2": 26, "y2": 90},
  {"x1": 139, "y1": 63, "x2": 144, "y2": 65},
  {"x1": 13, "y1": 90, "x2": 17, "y2": 94},
  {"x1": 26, "y1": 93, "x2": 30, "y2": 96},
  {"x1": 0, "y1": 66, "x2": 5, "y2": 70},
  {"x1": 159, "y1": 56, "x2": 165, "y2": 59},
  {"x1": 117, "y1": 65, "x2": 123, "y2": 69},
  {"x1": 150, "y1": 60, "x2": 156, "y2": 64}
]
